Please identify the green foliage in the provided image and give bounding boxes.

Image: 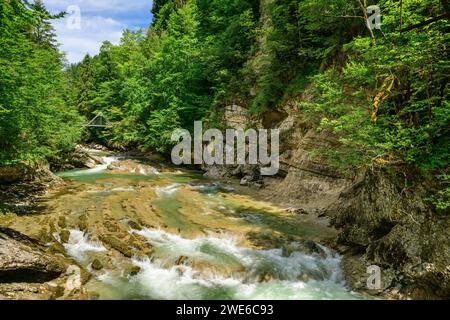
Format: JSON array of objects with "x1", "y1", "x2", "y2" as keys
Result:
[
  {"x1": 300, "y1": 1, "x2": 449, "y2": 171},
  {"x1": 69, "y1": 0, "x2": 259, "y2": 152},
  {"x1": 65, "y1": 0, "x2": 448, "y2": 209},
  {"x1": 293, "y1": 0, "x2": 449, "y2": 207},
  {"x1": 0, "y1": 0, "x2": 83, "y2": 164},
  {"x1": 146, "y1": 107, "x2": 181, "y2": 153},
  {"x1": 428, "y1": 174, "x2": 450, "y2": 212}
]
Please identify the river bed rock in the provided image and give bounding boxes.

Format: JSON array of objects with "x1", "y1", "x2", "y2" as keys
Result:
[
  {"x1": 91, "y1": 259, "x2": 103, "y2": 271},
  {"x1": 0, "y1": 227, "x2": 90, "y2": 300},
  {"x1": 99, "y1": 234, "x2": 133, "y2": 258}
]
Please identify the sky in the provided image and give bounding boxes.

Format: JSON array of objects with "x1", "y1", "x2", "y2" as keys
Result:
[{"x1": 43, "y1": 0, "x2": 154, "y2": 64}]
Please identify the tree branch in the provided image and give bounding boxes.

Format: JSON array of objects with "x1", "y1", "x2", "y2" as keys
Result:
[
  {"x1": 358, "y1": 0, "x2": 375, "y2": 39},
  {"x1": 400, "y1": 13, "x2": 449, "y2": 32}
]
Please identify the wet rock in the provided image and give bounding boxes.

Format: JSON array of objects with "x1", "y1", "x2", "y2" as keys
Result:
[
  {"x1": 175, "y1": 256, "x2": 189, "y2": 265},
  {"x1": 37, "y1": 228, "x2": 54, "y2": 244},
  {"x1": 59, "y1": 230, "x2": 71, "y2": 244},
  {"x1": 127, "y1": 266, "x2": 141, "y2": 276},
  {"x1": 107, "y1": 162, "x2": 120, "y2": 171},
  {"x1": 78, "y1": 215, "x2": 88, "y2": 232},
  {"x1": 285, "y1": 207, "x2": 309, "y2": 215},
  {"x1": 281, "y1": 245, "x2": 291, "y2": 257},
  {"x1": 299, "y1": 240, "x2": 327, "y2": 257},
  {"x1": 203, "y1": 163, "x2": 263, "y2": 186},
  {"x1": 57, "y1": 146, "x2": 104, "y2": 170},
  {"x1": 257, "y1": 273, "x2": 273, "y2": 283},
  {"x1": 57, "y1": 216, "x2": 67, "y2": 229},
  {"x1": 129, "y1": 234, "x2": 153, "y2": 256},
  {"x1": 176, "y1": 266, "x2": 187, "y2": 276},
  {"x1": 86, "y1": 143, "x2": 109, "y2": 152},
  {"x1": 99, "y1": 234, "x2": 133, "y2": 258},
  {"x1": 91, "y1": 259, "x2": 103, "y2": 271},
  {"x1": 78, "y1": 266, "x2": 92, "y2": 286},
  {"x1": 202, "y1": 165, "x2": 234, "y2": 180},
  {"x1": 240, "y1": 177, "x2": 250, "y2": 186},
  {"x1": 47, "y1": 241, "x2": 66, "y2": 255},
  {"x1": 252, "y1": 182, "x2": 264, "y2": 189},
  {"x1": 282, "y1": 240, "x2": 326, "y2": 258},
  {"x1": 190, "y1": 260, "x2": 243, "y2": 277},
  {"x1": 105, "y1": 220, "x2": 120, "y2": 233},
  {"x1": 247, "y1": 231, "x2": 287, "y2": 249}
]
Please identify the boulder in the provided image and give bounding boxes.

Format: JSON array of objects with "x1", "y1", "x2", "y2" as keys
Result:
[
  {"x1": 99, "y1": 234, "x2": 133, "y2": 258},
  {"x1": 126, "y1": 266, "x2": 141, "y2": 277},
  {"x1": 62, "y1": 146, "x2": 104, "y2": 170},
  {"x1": 128, "y1": 220, "x2": 142, "y2": 231},
  {"x1": 91, "y1": 259, "x2": 103, "y2": 271},
  {"x1": 282, "y1": 240, "x2": 327, "y2": 258},
  {"x1": 59, "y1": 230, "x2": 71, "y2": 244},
  {"x1": 175, "y1": 256, "x2": 189, "y2": 265},
  {"x1": 0, "y1": 228, "x2": 64, "y2": 283}
]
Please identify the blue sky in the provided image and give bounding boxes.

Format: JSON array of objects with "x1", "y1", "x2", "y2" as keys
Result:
[{"x1": 43, "y1": 0, "x2": 154, "y2": 63}]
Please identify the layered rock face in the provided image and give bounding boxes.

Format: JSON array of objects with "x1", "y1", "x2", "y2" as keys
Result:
[
  {"x1": 204, "y1": 100, "x2": 450, "y2": 299},
  {"x1": 0, "y1": 145, "x2": 107, "y2": 214},
  {"x1": 330, "y1": 169, "x2": 450, "y2": 299},
  {"x1": 0, "y1": 228, "x2": 64, "y2": 284},
  {"x1": 0, "y1": 228, "x2": 88, "y2": 300},
  {"x1": 0, "y1": 163, "x2": 64, "y2": 214},
  {"x1": 50, "y1": 145, "x2": 105, "y2": 171}
]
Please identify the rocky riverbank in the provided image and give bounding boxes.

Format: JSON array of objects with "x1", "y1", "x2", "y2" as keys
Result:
[
  {"x1": 1, "y1": 153, "x2": 357, "y2": 300},
  {"x1": 0, "y1": 147, "x2": 104, "y2": 299},
  {"x1": 1, "y1": 138, "x2": 448, "y2": 300},
  {"x1": 0, "y1": 227, "x2": 92, "y2": 300},
  {"x1": 0, "y1": 163, "x2": 64, "y2": 215},
  {"x1": 202, "y1": 101, "x2": 450, "y2": 300}
]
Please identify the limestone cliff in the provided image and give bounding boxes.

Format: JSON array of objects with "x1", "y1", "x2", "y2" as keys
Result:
[{"x1": 204, "y1": 96, "x2": 449, "y2": 299}]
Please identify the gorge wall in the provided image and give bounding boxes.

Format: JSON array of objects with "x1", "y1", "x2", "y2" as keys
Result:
[{"x1": 204, "y1": 96, "x2": 450, "y2": 299}]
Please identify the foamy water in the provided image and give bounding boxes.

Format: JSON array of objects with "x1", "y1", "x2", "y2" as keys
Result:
[
  {"x1": 59, "y1": 230, "x2": 107, "y2": 264},
  {"x1": 54, "y1": 155, "x2": 366, "y2": 300},
  {"x1": 155, "y1": 183, "x2": 181, "y2": 197},
  {"x1": 58, "y1": 156, "x2": 119, "y2": 177},
  {"x1": 90, "y1": 229, "x2": 361, "y2": 300}
]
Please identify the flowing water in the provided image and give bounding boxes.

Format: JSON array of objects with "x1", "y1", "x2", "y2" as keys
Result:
[{"x1": 3, "y1": 152, "x2": 369, "y2": 300}]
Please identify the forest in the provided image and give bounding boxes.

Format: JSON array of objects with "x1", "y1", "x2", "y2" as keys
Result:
[{"x1": 0, "y1": 0, "x2": 449, "y2": 209}]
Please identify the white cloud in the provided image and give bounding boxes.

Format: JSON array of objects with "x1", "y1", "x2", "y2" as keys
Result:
[
  {"x1": 44, "y1": 0, "x2": 153, "y2": 15},
  {"x1": 52, "y1": 15, "x2": 124, "y2": 63},
  {"x1": 43, "y1": 0, "x2": 153, "y2": 63}
]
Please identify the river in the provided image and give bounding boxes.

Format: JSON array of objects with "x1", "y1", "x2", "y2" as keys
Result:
[{"x1": 3, "y1": 151, "x2": 370, "y2": 300}]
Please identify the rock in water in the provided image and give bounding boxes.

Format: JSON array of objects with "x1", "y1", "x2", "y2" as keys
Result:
[
  {"x1": 59, "y1": 230, "x2": 70, "y2": 244},
  {"x1": 91, "y1": 259, "x2": 103, "y2": 271},
  {"x1": 175, "y1": 256, "x2": 189, "y2": 265},
  {"x1": 281, "y1": 240, "x2": 326, "y2": 258},
  {"x1": 128, "y1": 220, "x2": 142, "y2": 231},
  {"x1": 99, "y1": 234, "x2": 133, "y2": 258},
  {"x1": 127, "y1": 266, "x2": 141, "y2": 277}
]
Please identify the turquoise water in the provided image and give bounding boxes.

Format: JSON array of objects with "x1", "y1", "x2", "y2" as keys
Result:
[{"x1": 56, "y1": 155, "x2": 370, "y2": 300}]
